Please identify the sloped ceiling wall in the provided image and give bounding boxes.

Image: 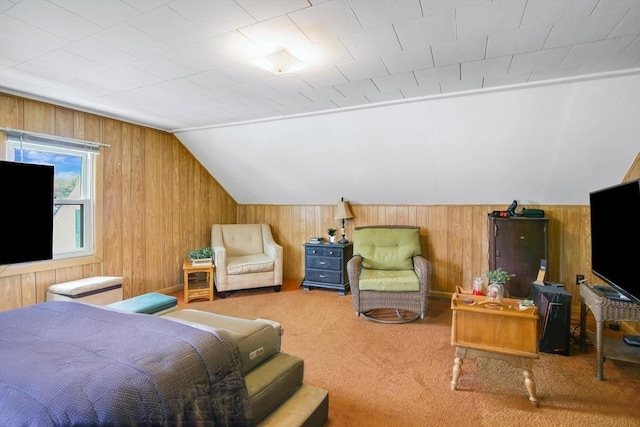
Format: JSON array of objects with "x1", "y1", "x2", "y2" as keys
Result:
[{"x1": 176, "y1": 73, "x2": 640, "y2": 206}]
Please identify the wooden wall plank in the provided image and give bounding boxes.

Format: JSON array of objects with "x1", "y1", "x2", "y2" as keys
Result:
[
  {"x1": 103, "y1": 119, "x2": 122, "y2": 277},
  {"x1": 0, "y1": 276, "x2": 21, "y2": 311},
  {"x1": 171, "y1": 141, "x2": 182, "y2": 269},
  {"x1": 130, "y1": 125, "x2": 146, "y2": 298},
  {"x1": 55, "y1": 265, "x2": 83, "y2": 284},
  {"x1": 21, "y1": 273, "x2": 36, "y2": 307},
  {"x1": 162, "y1": 134, "x2": 179, "y2": 289},
  {"x1": 23, "y1": 99, "x2": 54, "y2": 133},
  {"x1": 36, "y1": 270, "x2": 56, "y2": 304},
  {"x1": 120, "y1": 124, "x2": 133, "y2": 294},
  {"x1": 144, "y1": 128, "x2": 163, "y2": 293},
  {"x1": 0, "y1": 93, "x2": 23, "y2": 128},
  {"x1": 55, "y1": 107, "x2": 74, "y2": 137}
]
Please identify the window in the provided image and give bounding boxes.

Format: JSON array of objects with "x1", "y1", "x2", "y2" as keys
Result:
[{"x1": 6, "y1": 131, "x2": 99, "y2": 260}]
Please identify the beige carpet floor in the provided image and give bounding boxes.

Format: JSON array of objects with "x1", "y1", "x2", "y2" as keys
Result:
[{"x1": 186, "y1": 288, "x2": 640, "y2": 426}]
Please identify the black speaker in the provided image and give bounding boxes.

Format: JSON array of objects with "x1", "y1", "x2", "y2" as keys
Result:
[{"x1": 530, "y1": 283, "x2": 572, "y2": 356}]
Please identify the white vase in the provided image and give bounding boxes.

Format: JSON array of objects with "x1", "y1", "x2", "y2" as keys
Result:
[{"x1": 329, "y1": 236, "x2": 335, "y2": 242}]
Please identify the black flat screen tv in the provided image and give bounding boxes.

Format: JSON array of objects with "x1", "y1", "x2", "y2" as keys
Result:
[
  {"x1": 589, "y1": 178, "x2": 640, "y2": 302},
  {"x1": 0, "y1": 160, "x2": 54, "y2": 265}
]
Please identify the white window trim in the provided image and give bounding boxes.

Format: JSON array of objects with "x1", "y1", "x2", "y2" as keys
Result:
[{"x1": 4, "y1": 129, "x2": 103, "y2": 261}]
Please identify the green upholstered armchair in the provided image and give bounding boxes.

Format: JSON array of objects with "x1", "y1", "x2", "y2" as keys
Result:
[{"x1": 347, "y1": 225, "x2": 432, "y2": 323}]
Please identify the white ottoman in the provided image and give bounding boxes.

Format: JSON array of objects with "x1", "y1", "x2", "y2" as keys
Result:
[{"x1": 46, "y1": 276, "x2": 124, "y2": 305}]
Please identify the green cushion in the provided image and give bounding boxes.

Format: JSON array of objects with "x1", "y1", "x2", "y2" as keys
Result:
[
  {"x1": 358, "y1": 268, "x2": 420, "y2": 291},
  {"x1": 353, "y1": 228, "x2": 421, "y2": 270},
  {"x1": 108, "y1": 292, "x2": 177, "y2": 314}
]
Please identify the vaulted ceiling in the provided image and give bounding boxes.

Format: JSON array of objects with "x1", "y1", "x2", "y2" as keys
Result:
[
  {"x1": 1, "y1": 1, "x2": 639, "y2": 206},
  {"x1": 1, "y1": 0, "x2": 639, "y2": 131}
]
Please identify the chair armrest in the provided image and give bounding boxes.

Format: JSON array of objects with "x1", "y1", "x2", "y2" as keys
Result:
[
  {"x1": 211, "y1": 224, "x2": 228, "y2": 288},
  {"x1": 212, "y1": 246, "x2": 228, "y2": 286},
  {"x1": 261, "y1": 224, "x2": 283, "y2": 285},
  {"x1": 261, "y1": 225, "x2": 282, "y2": 259},
  {"x1": 347, "y1": 255, "x2": 363, "y2": 290},
  {"x1": 413, "y1": 255, "x2": 432, "y2": 293}
]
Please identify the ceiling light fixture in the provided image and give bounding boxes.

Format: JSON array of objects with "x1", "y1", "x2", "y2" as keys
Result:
[{"x1": 253, "y1": 48, "x2": 306, "y2": 75}]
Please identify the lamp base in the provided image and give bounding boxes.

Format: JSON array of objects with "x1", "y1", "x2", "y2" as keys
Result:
[{"x1": 338, "y1": 225, "x2": 349, "y2": 244}]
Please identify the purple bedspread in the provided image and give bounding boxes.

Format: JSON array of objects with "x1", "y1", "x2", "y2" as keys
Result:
[{"x1": 0, "y1": 301, "x2": 253, "y2": 426}]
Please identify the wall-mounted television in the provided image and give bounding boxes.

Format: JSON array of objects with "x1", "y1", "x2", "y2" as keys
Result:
[
  {"x1": 589, "y1": 178, "x2": 640, "y2": 302},
  {"x1": 0, "y1": 160, "x2": 54, "y2": 265}
]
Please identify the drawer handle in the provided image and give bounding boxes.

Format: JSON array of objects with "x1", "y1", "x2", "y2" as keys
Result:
[
  {"x1": 319, "y1": 261, "x2": 327, "y2": 265},
  {"x1": 319, "y1": 275, "x2": 327, "y2": 278},
  {"x1": 329, "y1": 251, "x2": 335, "y2": 255}
]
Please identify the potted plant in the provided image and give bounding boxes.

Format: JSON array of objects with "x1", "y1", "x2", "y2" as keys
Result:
[
  {"x1": 327, "y1": 228, "x2": 337, "y2": 242},
  {"x1": 485, "y1": 268, "x2": 514, "y2": 301},
  {"x1": 187, "y1": 246, "x2": 213, "y2": 266}
]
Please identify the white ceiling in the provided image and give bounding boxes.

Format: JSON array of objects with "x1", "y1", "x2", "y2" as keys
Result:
[
  {"x1": 1, "y1": 0, "x2": 639, "y2": 132},
  {"x1": 1, "y1": 0, "x2": 639, "y2": 207},
  {"x1": 177, "y1": 74, "x2": 640, "y2": 205}
]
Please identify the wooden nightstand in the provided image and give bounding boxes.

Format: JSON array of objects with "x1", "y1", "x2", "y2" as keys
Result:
[
  {"x1": 182, "y1": 259, "x2": 214, "y2": 303},
  {"x1": 302, "y1": 242, "x2": 352, "y2": 296}
]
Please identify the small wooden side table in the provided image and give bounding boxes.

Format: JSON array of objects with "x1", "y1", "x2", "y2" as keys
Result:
[
  {"x1": 183, "y1": 259, "x2": 214, "y2": 303},
  {"x1": 450, "y1": 293, "x2": 540, "y2": 406}
]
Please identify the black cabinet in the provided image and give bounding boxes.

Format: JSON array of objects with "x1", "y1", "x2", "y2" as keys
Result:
[
  {"x1": 488, "y1": 217, "x2": 549, "y2": 298},
  {"x1": 302, "y1": 243, "x2": 352, "y2": 296}
]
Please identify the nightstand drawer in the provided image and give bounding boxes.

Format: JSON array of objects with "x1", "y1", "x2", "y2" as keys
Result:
[
  {"x1": 305, "y1": 269, "x2": 341, "y2": 284},
  {"x1": 305, "y1": 246, "x2": 342, "y2": 257},
  {"x1": 306, "y1": 256, "x2": 341, "y2": 270}
]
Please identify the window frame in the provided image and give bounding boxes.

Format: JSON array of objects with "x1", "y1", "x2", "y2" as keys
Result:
[{"x1": 5, "y1": 131, "x2": 98, "y2": 261}]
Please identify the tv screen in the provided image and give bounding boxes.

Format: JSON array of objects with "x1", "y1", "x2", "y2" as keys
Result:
[
  {"x1": 0, "y1": 160, "x2": 54, "y2": 265},
  {"x1": 589, "y1": 179, "x2": 640, "y2": 302}
]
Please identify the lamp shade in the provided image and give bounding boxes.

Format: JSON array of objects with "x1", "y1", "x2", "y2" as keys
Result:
[{"x1": 334, "y1": 200, "x2": 354, "y2": 220}]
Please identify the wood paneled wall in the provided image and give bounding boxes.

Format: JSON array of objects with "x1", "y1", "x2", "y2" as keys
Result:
[
  {"x1": 239, "y1": 204, "x2": 593, "y2": 305},
  {"x1": 2, "y1": 93, "x2": 638, "y2": 313},
  {"x1": 0, "y1": 93, "x2": 237, "y2": 311}
]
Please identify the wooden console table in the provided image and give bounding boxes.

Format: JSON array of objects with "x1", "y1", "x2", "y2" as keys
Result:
[
  {"x1": 183, "y1": 259, "x2": 214, "y2": 303},
  {"x1": 579, "y1": 284, "x2": 640, "y2": 380},
  {"x1": 450, "y1": 293, "x2": 540, "y2": 406}
]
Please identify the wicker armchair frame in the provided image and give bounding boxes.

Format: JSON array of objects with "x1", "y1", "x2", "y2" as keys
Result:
[{"x1": 347, "y1": 225, "x2": 432, "y2": 324}]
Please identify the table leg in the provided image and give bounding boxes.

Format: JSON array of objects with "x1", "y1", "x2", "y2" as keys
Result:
[
  {"x1": 522, "y1": 368, "x2": 538, "y2": 406},
  {"x1": 183, "y1": 271, "x2": 189, "y2": 304},
  {"x1": 208, "y1": 270, "x2": 214, "y2": 301},
  {"x1": 451, "y1": 356, "x2": 463, "y2": 390},
  {"x1": 596, "y1": 319, "x2": 604, "y2": 380},
  {"x1": 451, "y1": 347, "x2": 468, "y2": 390},
  {"x1": 580, "y1": 298, "x2": 587, "y2": 351}
]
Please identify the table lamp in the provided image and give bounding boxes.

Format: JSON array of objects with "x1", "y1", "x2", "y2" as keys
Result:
[{"x1": 334, "y1": 197, "x2": 354, "y2": 244}]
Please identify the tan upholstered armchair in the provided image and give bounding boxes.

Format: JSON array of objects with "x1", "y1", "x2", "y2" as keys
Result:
[
  {"x1": 212, "y1": 224, "x2": 283, "y2": 297},
  {"x1": 347, "y1": 225, "x2": 432, "y2": 323}
]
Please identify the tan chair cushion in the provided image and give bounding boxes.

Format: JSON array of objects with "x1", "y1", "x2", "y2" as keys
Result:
[
  {"x1": 220, "y1": 224, "x2": 264, "y2": 257},
  {"x1": 358, "y1": 268, "x2": 420, "y2": 292},
  {"x1": 227, "y1": 254, "x2": 275, "y2": 275}
]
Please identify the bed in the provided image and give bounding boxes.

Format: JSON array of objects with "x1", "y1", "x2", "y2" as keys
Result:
[{"x1": 0, "y1": 301, "x2": 253, "y2": 426}]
